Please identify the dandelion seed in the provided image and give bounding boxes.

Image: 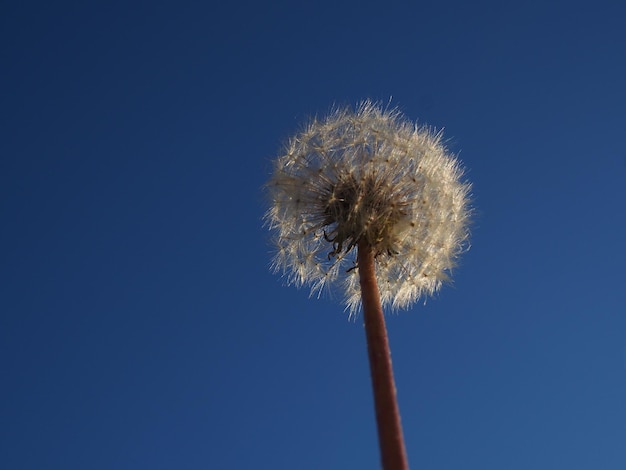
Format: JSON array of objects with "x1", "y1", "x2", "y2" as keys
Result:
[{"x1": 265, "y1": 100, "x2": 471, "y2": 314}]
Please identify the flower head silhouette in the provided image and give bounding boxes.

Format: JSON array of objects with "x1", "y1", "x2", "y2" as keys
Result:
[{"x1": 266, "y1": 100, "x2": 471, "y2": 314}]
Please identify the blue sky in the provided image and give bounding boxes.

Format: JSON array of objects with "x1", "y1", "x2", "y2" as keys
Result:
[{"x1": 2, "y1": 1, "x2": 625, "y2": 469}]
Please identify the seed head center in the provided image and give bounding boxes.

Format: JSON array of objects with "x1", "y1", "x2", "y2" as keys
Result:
[{"x1": 322, "y1": 175, "x2": 408, "y2": 258}]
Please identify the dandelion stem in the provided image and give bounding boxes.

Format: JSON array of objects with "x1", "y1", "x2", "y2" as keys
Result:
[{"x1": 358, "y1": 240, "x2": 409, "y2": 470}]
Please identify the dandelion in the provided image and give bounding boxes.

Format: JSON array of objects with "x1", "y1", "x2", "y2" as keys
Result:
[{"x1": 265, "y1": 100, "x2": 471, "y2": 470}]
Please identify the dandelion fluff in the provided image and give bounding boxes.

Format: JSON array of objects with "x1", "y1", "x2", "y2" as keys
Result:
[{"x1": 266, "y1": 100, "x2": 471, "y2": 314}]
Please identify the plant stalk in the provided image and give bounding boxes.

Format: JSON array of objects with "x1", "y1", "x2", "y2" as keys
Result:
[{"x1": 357, "y1": 240, "x2": 409, "y2": 470}]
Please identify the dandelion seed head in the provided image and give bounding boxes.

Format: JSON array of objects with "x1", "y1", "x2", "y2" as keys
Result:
[{"x1": 265, "y1": 100, "x2": 471, "y2": 315}]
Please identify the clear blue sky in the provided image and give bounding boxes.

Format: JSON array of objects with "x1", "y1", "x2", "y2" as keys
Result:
[{"x1": 2, "y1": 1, "x2": 625, "y2": 469}]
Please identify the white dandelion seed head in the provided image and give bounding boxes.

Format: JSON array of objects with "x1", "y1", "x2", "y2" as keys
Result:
[{"x1": 265, "y1": 100, "x2": 471, "y2": 316}]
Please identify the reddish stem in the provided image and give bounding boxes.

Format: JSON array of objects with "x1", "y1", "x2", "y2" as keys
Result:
[{"x1": 357, "y1": 240, "x2": 409, "y2": 470}]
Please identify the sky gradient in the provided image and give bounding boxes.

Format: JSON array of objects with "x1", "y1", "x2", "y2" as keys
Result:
[{"x1": 2, "y1": 1, "x2": 626, "y2": 469}]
